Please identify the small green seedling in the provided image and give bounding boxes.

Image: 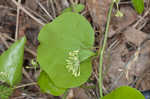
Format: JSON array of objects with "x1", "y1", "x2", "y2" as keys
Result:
[
  {"x1": 115, "y1": 0, "x2": 124, "y2": 17},
  {"x1": 115, "y1": 0, "x2": 144, "y2": 17},
  {"x1": 62, "y1": 4, "x2": 85, "y2": 13}
]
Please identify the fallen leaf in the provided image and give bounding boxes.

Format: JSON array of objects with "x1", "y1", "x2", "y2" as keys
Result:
[
  {"x1": 87, "y1": 0, "x2": 111, "y2": 29},
  {"x1": 123, "y1": 27, "x2": 147, "y2": 46},
  {"x1": 109, "y1": 7, "x2": 137, "y2": 37}
]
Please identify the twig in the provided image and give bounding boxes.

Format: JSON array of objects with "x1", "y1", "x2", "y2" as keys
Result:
[
  {"x1": 1, "y1": 33, "x2": 15, "y2": 41},
  {"x1": 0, "y1": 5, "x2": 16, "y2": 10},
  {"x1": 22, "y1": 68, "x2": 37, "y2": 86},
  {"x1": 25, "y1": 47, "x2": 37, "y2": 57},
  {"x1": 70, "y1": 0, "x2": 75, "y2": 5},
  {"x1": 14, "y1": 82, "x2": 37, "y2": 89},
  {"x1": 15, "y1": 0, "x2": 21, "y2": 40},
  {"x1": 0, "y1": 34, "x2": 9, "y2": 48},
  {"x1": 132, "y1": 8, "x2": 150, "y2": 28},
  {"x1": 119, "y1": 1, "x2": 131, "y2": 5},
  {"x1": 37, "y1": 0, "x2": 54, "y2": 20},
  {"x1": 49, "y1": 0, "x2": 56, "y2": 18},
  {"x1": 61, "y1": 0, "x2": 69, "y2": 8},
  {"x1": 25, "y1": 7, "x2": 49, "y2": 23},
  {"x1": 12, "y1": 0, "x2": 45, "y2": 26},
  {"x1": 98, "y1": 1, "x2": 115, "y2": 98},
  {"x1": 1, "y1": 33, "x2": 37, "y2": 57},
  {"x1": 75, "y1": 0, "x2": 78, "y2": 4}
]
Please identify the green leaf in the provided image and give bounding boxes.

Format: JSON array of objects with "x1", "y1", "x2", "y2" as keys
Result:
[
  {"x1": 0, "y1": 85, "x2": 13, "y2": 99},
  {"x1": 37, "y1": 12, "x2": 94, "y2": 88},
  {"x1": 79, "y1": 49, "x2": 95, "y2": 62},
  {"x1": 37, "y1": 71, "x2": 66, "y2": 96},
  {"x1": 0, "y1": 37, "x2": 26, "y2": 86},
  {"x1": 62, "y1": 4, "x2": 85, "y2": 13},
  {"x1": 131, "y1": 0, "x2": 144, "y2": 14},
  {"x1": 102, "y1": 86, "x2": 145, "y2": 99}
]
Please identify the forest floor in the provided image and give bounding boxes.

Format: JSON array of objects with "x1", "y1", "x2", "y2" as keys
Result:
[{"x1": 0, "y1": 0, "x2": 150, "y2": 99}]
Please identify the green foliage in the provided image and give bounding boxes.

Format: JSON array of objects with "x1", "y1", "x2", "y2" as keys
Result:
[
  {"x1": 38, "y1": 71, "x2": 66, "y2": 96},
  {"x1": 37, "y1": 12, "x2": 95, "y2": 95},
  {"x1": 0, "y1": 37, "x2": 26, "y2": 86},
  {"x1": 131, "y1": 0, "x2": 144, "y2": 14},
  {"x1": 0, "y1": 85, "x2": 13, "y2": 99},
  {"x1": 115, "y1": 10, "x2": 123, "y2": 17},
  {"x1": 0, "y1": 2, "x2": 146, "y2": 98},
  {"x1": 0, "y1": 72, "x2": 8, "y2": 83},
  {"x1": 102, "y1": 86, "x2": 145, "y2": 99},
  {"x1": 62, "y1": 4, "x2": 85, "y2": 13}
]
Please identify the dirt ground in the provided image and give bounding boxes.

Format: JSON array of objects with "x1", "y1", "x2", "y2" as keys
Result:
[{"x1": 0, "y1": 0, "x2": 150, "y2": 99}]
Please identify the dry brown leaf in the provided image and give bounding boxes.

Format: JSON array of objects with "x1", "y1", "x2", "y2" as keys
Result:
[
  {"x1": 66, "y1": 88, "x2": 96, "y2": 99},
  {"x1": 140, "y1": 72, "x2": 150, "y2": 90},
  {"x1": 109, "y1": 7, "x2": 137, "y2": 37},
  {"x1": 122, "y1": 28, "x2": 149, "y2": 79},
  {"x1": 80, "y1": 0, "x2": 86, "y2": 4},
  {"x1": 123, "y1": 27, "x2": 147, "y2": 46},
  {"x1": 105, "y1": 28, "x2": 148, "y2": 90},
  {"x1": 25, "y1": 0, "x2": 38, "y2": 11},
  {"x1": 106, "y1": 44, "x2": 129, "y2": 88},
  {"x1": 132, "y1": 41, "x2": 150, "y2": 76},
  {"x1": 73, "y1": 88, "x2": 91, "y2": 99},
  {"x1": 87, "y1": 0, "x2": 111, "y2": 29}
]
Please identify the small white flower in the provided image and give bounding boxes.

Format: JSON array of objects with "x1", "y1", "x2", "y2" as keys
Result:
[{"x1": 66, "y1": 49, "x2": 80, "y2": 77}]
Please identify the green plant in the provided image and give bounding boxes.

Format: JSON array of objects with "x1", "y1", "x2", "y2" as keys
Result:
[
  {"x1": 62, "y1": 4, "x2": 85, "y2": 13},
  {"x1": 98, "y1": 0, "x2": 144, "y2": 98},
  {"x1": 38, "y1": 71, "x2": 66, "y2": 96},
  {"x1": 101, "y1": 86, "x2": 145, "y2": 99},
  {"x1": 0, "y1": 37, "x2": 26, "y2": 98},
  {"x1": 0, "y1": 85, "x2": 13, "y2": 99},
  {"x1": 0, "y1": 37, "x2": 26, "y2": 86},
  {"x1": 0, "y1": 1, "x2": 146, "y2": 98},
  {"x1": 37, "y1": 11, "x2": 95, "y2": 95},
  {"x1": 132, "y1": 0, "x2": 144, "y2": 14}
]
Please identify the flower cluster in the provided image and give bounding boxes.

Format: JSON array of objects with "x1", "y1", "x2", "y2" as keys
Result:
[{"x1": 66, "y1": 49, "x2": 80, "y2": 77}]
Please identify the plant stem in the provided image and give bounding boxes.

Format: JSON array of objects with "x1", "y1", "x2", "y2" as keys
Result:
[
  {"x1": 99, "y1": 1, "x2": 115, "y2": 98},
  {"x1": 14, "y1": 82, "x2": 37, "y2": 89}
]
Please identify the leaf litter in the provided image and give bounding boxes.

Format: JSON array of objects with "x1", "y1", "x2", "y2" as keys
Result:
[{"x1": 0, "y1": 0, "x2": 150, "y2": 98}]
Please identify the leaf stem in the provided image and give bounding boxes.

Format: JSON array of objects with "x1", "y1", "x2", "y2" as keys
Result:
[{"x1": 99, "y1": 1, "x2": 115, "y2": 98}]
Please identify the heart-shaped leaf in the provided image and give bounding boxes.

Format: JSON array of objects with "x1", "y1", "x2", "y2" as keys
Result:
[
  {"x1": 37, "y1": 12, "x2": 94, "y2": 88},
  {"x1": 102, "y1": 86, "x2": 145, "y2": 99},
  {"x1": 0, "y1": 37, "x2": 26, "y2": 86},
  {"x1": 38, "y1": 71, "x2": 66, "y2": 96}
]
